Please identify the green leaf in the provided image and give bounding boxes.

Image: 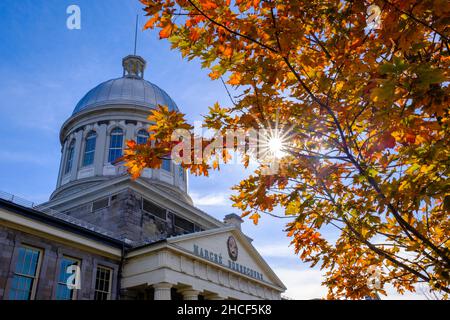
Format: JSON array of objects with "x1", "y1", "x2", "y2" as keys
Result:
[
  {"x1": 371, "y1": 81, "x2": 395, "y2": 102},
  {"x1": 367, "y1": 168, "x2": 379, "y2": 178},
  {"x1": 416, "y1": 66, "x2": 446, "y2": 89}
]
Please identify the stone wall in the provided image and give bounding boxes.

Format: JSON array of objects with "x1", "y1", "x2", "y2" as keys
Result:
[{"x1": 62, "y1": 189, "x2": 188, "y2": 243}]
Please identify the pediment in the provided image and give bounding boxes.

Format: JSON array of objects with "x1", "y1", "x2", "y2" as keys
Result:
[{"x1": 167, "y1": 226, "x2": 286, "y2": 290}]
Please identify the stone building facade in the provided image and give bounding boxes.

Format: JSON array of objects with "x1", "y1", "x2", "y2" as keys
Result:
[
  {"x1": 0, "y1": 54, "x2": 286, "y2": 300},
  {"x1": 0, "y1": 221, "x2": 120, "y2": 300}
]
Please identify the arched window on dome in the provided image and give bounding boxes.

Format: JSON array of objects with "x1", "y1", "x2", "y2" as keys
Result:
[
  {"x1": 162, "y1": 159, "x2": 171, "y2": 172},
  {"x1": 108, "y1": 128, "x2": 124, "y2": 163},
  {"x1": 178, "y1": 165, "x2": 185, "y2": 181},
  {"x1": 137, "y1": 129, "x2": 149, "y2": 145},
  {"x1": 64, "y1": 140, "x2": 76, "y2": 174},
  {"x1": 82, "y1": 131, "x2": 97, "y2": 167},
  {"x1": 178, "y1": 165, "x2": 184, "y2": 181}
]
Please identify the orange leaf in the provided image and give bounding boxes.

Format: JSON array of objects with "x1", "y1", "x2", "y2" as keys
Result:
[
  {"x1": 223, "y1": 46, "x2": 233, "y2": 57},
  {"x1": 228, "y1": 72, "x2": 242, "y2": 85},
  {"x1": 209, "y1": 70, "x2": 221, "y2": 80},
  {"x1": 249, "y1": 213, "x2": 260, "y2": 225},
  {"x1": 143, "y1": 14, "x2": 159, "y2": 30},
  {"x1": 159, "y1": 23, "x2": 174, "y2": 39},
  {"x1": 190, "y1": 28, "x2": 201, "y2": 42},
  {"x1": 127, "y1": 140, "x2": 136, "y2": 148},
  {"x1": 405, "y1": 133, "x2": 416, "y2": 144},
  {"x1": 201, "y1": 0, "x2": 218, "y2": 10},
  {"x1": 212, "y1": 159, "x2": 219, "y2": 169}
]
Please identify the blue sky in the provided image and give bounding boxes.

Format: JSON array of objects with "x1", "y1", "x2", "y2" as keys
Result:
[{"x1": 0, "y1": 0, "x2": 423, "y2": 299}]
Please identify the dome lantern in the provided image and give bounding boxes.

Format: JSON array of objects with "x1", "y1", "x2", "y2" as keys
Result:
[{"x1": 122, "y1": 55, "x2": 146, "y2": 79}]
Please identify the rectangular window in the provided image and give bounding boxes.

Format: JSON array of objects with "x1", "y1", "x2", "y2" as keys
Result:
[
  {"x1": 174, "y1": 215, "x2": 195, "y2": 233},
  {"x1": 94, "y1": 266, "x2": 112, "y2": 300},
  {"x1": 142, "y1": 199, "x2": 167, "y2": 220},
  {"x1": 92, "y1": 197, "x2": 110, "y2": 212},
  {"x1": 162, "y1": 159, "x2": 171, "y2": 172},
  {"x1": 9, "y1": 246, "x2": 42, "y2": 300},
  {"x1": 55, "y1": 256, "x2": 80, "y2": 300}
]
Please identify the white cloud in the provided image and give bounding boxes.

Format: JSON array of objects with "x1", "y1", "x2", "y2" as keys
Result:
[
  {"x1": 276, "y1": 266, "x2": 428, "y2": 300},
  {"x1": 257, "y1": 243, "x2": 295, "y2": 259},
  {"x1": 383, "y1": 284, "x2": 426, "y2": 300},
  {"x1": 275, "y1": 268, "x2": 328, "y2": 300},
  {"x1": 190, "y1": 192, "x2": 230, "y2": 206}
]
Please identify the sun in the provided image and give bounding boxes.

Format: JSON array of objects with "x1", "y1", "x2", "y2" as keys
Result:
[
  {"x1": 259, "y1": 128, "x2": 289, "y2": 160},
  {"x1": 268, "y1": 135, "x2": 285, "y2": 159},
  {"x1": 243, "y1": 110, "x2": 293, "y2": 165}
]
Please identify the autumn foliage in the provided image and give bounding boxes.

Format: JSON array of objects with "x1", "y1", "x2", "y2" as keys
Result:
[{"x1": 124, "y1": 0, "x2": 450, "y2": 299}]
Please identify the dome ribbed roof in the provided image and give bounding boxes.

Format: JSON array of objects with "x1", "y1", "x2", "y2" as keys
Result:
[{"x1": 72, "y1": 77, "x2": 179, "y2": 115}]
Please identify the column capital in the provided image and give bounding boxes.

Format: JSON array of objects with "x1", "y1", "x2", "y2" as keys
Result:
[
  {"x1": 153, "y1": 282, "x2": 173, "y2": 290},
  {"x1": 204, "y1": 293, "x2": 226, "y2": 300},
  {"x1": 153, "y1": 282, "x2": 173, "y2": 300},
  {"x1": 178, "y1": 288, "x2": 200, "y2": 300}
]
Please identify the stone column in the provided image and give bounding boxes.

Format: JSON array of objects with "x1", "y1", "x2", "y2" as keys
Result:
[
  {"x1": 153, "y1": 282, "x2": 172, "y2": 300},
  {"x1": 56, "y1": 140, "x2": 68, "y2": 188},
  {"x1": 179, "y1": 289, "x2": 200, "y2": 300},
  {"x1": 94, "y1": 123, "x2": 107, "y2": 176},
  {"x1": 70, "y1": 130, "x2": 83, "y2": 181},
  {"x1": 125, "y1": 122, "x2": 135, "y2": 141}
]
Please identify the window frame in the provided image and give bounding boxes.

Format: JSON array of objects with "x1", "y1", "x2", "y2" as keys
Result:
[
  {"x1": 178, "y1": 165, "x2": 185, "y2": 181},
  {"x1": 136, "y1": 129, "x2": 149, "y2": 145},
  {"x1": 9, "y1": 245, "x2": 43, "y2": 300},
  {"x1": 94, "y1": 265, "x2": 113, "y2": 300},
  {"x1": 108, "y1": 127, "x2": 124, "y2": 163},
  {"x1": 55, "y1": 255, "x2": 81, "y2": 300},
  {"x1": 174, "y1": 214, "x2": 195, "y2": 233},
  {"x1": 91, "y1": 197, "x2": 110, "y2": 213},
  {"x1": 82, "y1": 130, "x2": 97, "y2": 167},
  {"x1": 142, "y1": 198, "x2": 167, "y2": 221},
  {"x1": 162, "y1": 159, "x2": 171, "y2": 172}
]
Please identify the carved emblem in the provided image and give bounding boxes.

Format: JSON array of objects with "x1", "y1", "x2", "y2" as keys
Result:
[{"x1": 227, "y1": 236, "x2": 238, "y2": 261}]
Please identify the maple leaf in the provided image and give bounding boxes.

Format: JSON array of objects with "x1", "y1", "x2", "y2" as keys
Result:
[
  {"x1": 201, "y1": 0, "x2": 218, "y2": 10},
  {"x1": 159, "y1": 23, "x2": 174, "y2": 39},
  {"x1": 189, "y1": 28, "x2": 201, "y2": 42},
  {"x1": 143, "y1": 13, "x2": 159, "y2": 30},
  {"x1": 249, "y1": 213, "x2": 260, "y2": 225},
  {"x1": 208, "y1": 70, "x2": 221, "y2": 80},
  {"x1": 228, "y1": 72, "x2": 242, "y2": 85}
]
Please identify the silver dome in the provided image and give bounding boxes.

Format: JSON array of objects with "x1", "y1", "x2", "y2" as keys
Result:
[{"x1": 73, "y1": 77, "x2": 179, "y2": 115}]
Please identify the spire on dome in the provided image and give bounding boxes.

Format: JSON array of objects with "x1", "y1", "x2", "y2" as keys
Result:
[{"x1": 122, "y1": 15, "x2": 146, "y2": 79}]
